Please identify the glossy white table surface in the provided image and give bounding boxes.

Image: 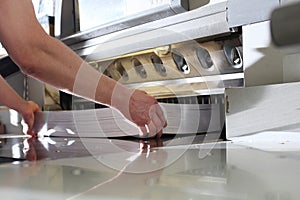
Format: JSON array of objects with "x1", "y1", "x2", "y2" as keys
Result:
[{"x1": 0, "y1": 131, "x2": 299, "y2": 200}]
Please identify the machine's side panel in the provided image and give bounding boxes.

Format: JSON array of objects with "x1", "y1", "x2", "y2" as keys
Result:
[
  {"x1": 242, "y1": 21, "x2": 284, "y2": 87},
  {"x1": 227, "y1": 0, "x2": 280, "y2": 28},
  {"x1": 226, "y1": 82, "x2": 300, "y2": 138}
]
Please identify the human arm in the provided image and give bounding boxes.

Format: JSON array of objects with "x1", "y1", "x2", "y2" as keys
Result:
[
  {"x1": 0, "y1": 76, "x2": 40, "y2": 134},
  {"x1": 0, "y1": 0, "x2": 166, "y2": 137}
]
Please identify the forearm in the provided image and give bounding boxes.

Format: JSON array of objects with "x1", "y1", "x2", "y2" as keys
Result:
[
  {"x1": 0, "y1": 76, "x2": 27, "y2": 113},
  {"x1": 17, "y1": 36, "x2": 124, "y2": 108},
  {"x1": 0, "y1": 0, "x2": 167, "y2": 137},
  {"x1": 0, "y1": 0, "x2": 122, "y2": 107}
]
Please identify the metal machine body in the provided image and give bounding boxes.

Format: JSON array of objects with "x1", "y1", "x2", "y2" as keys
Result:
[
  {"x1": 1, "y1": 2, "x2": 300, "y2": 197},
  {"x1": 55, "y1": 0, "x2": 300, "y2": 139}
]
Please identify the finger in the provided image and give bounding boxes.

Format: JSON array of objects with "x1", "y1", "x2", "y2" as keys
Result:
[
  {"x1": 139, "y1": 126, "x2": 148, "y2": 138},
  {"x1": 24, "y1": 116, "x2": 36, "y2": 136},
  {"x1": 27, "y1": 130, "x2": 37, "y2": 137},
  {"x1": 33, "y1": 103, "x2": 41, "y2": 112},
  {"x1": 149, "y1": 104, "x2": 165, "y2": 129},
  {"x1": 35, "y1": 106, "x2": 41, "y2": 112},
  {"x1": 138, "y1": 121, "x2": 157, "y2": 138},
  {"x1": 156, "y1": 129, "x2": 163, "y2": 138},
  {"x1": 154, "y1": 104, "x2": 167, "y2": 127},
  {"x1": 147, "y1": 121, "x2": 157, "y2": 138},
  {"x1": 140, "y1": 110, "x2": 163, "y2": 138},
  {"x1": 151, "y1": 111, "x2": 165, "y2": 138},
  {"x1": 27, "y1": 127, "x2": 37, "y2": 137},
  {"x1": 151, "y1": 112, "x2": 164, "y2": 134},
  {"x1": 27, "y1": 114, "x2": 34, "y2": 131},
  {"x1": 21, "y1": 119, "x2": 29, "y2": 135},
  {"x1": 26, "y1": 118, "x2": 37, "y2": 137}
]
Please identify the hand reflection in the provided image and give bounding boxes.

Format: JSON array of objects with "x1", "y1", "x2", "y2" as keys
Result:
[
  {"x1": 23, "y1": 137, "x2": 37, "y2": 161},
  {"x1": 22, "y1": 136, "x2": 47, "y2": 161},
  {"x1": 138, "y1": 138, "x2": 164, "y2": 153}
]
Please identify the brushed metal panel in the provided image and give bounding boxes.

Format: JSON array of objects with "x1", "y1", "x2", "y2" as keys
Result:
[
  {"x1": 226, "y1": 82, "x2": 300, "y2": 137},
  {"x1": 227, "y1": 0, "x2": 280, "y2": 28}
]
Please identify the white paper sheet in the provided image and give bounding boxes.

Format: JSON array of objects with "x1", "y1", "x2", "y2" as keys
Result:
[{"x1": 33, "y1": 103, "x2": 221, "y2": 138}]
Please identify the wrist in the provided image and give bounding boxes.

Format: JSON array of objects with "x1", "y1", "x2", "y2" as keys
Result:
[
  {"x1": 16, "y1": 100, "x2": 28, "y2": 115},
  {"x1": 111, "y1": 83, "x2": 133, "y2": 117}
]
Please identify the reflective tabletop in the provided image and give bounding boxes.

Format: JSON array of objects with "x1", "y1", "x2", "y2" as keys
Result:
[{"x1": 0, "y1": 131, "x2": 300, "y2": 200}]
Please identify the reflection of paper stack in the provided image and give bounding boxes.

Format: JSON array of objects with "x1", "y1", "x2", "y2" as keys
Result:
[{"x1": 34, "y1": 103, "x2": 221, "y2": 138}]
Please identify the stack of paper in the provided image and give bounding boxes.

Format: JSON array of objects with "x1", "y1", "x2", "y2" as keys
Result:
[{"x1": 33, "y1": 103, "x2": 222, "y2": 138}]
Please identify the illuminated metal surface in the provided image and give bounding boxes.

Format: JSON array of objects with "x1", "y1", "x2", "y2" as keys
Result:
[
  {"x1": 125, "y1": 73, "x2": 244, "y2": 90},
  {"x1": 60, "y1": 1, "x2": 229, "y2": 58},
  {"x1": 77, "y1": 0, "x2": 189, "y2": 32}
]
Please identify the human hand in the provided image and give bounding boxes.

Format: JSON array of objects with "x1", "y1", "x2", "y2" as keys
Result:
[
  {"x1": 113, "y1": 88, "x2": 167, "y2": 138},
  {"x1": 20, "y1": 101, "x2": 41, "y2": 135},
  {"x1": 129, "y1": 90, "x2": 167, "y2": 138}
]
